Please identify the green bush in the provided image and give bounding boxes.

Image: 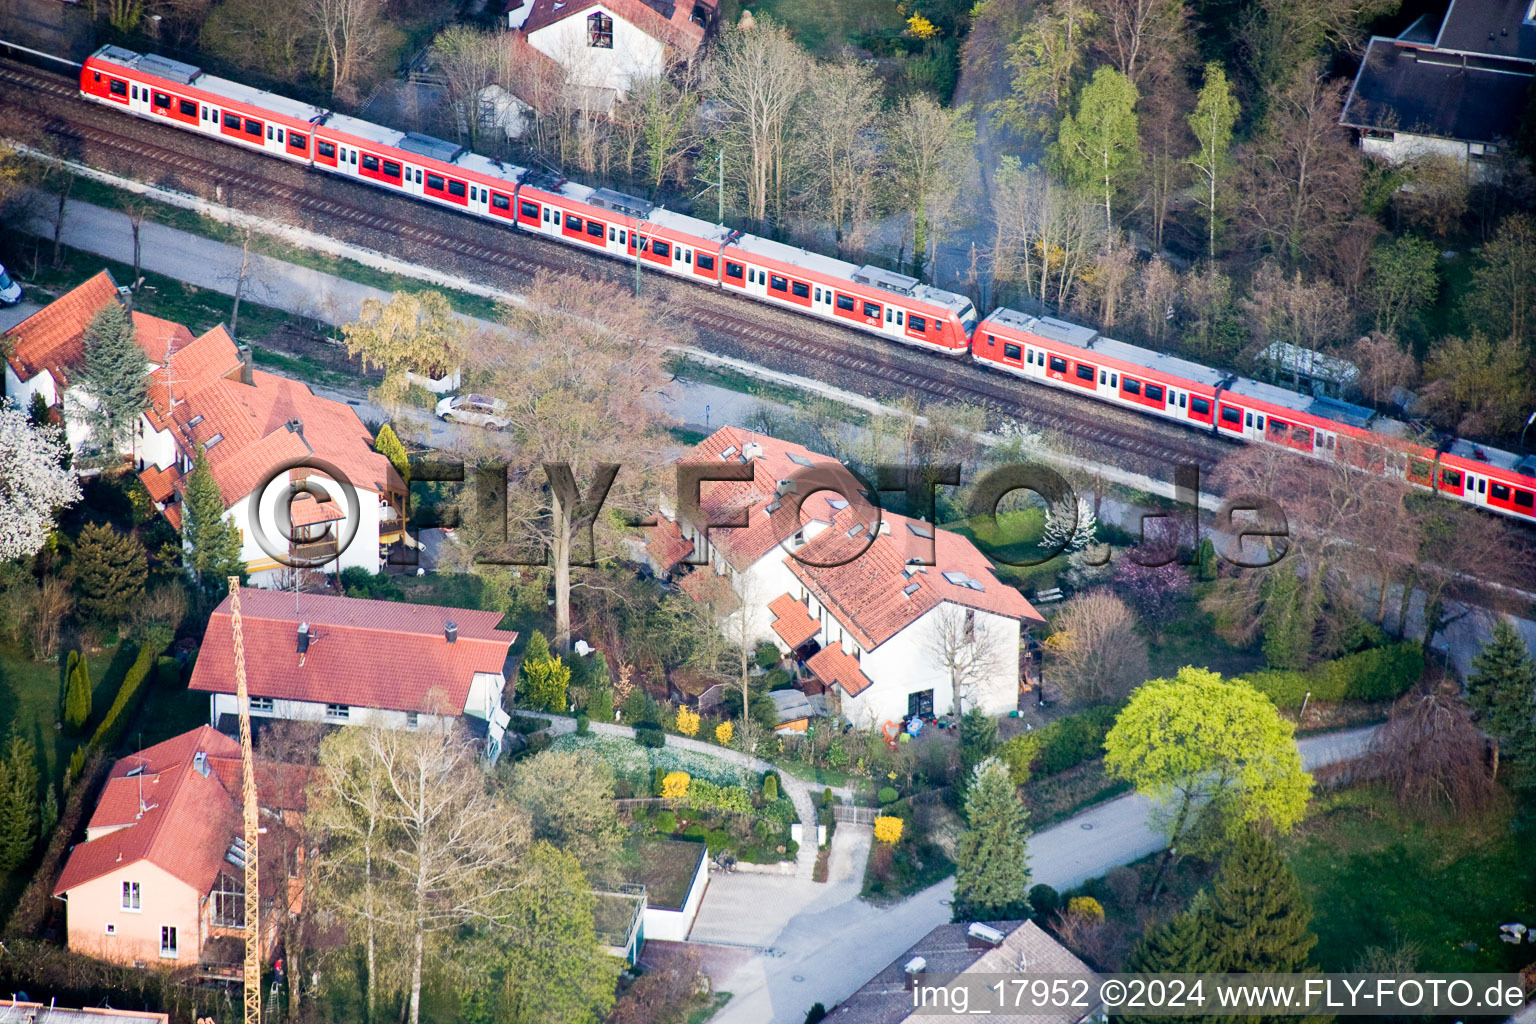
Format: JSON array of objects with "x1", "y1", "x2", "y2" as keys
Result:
[
  {"x1": 755, "y1": 641, "x2": 781, "y2": 669},
  {"x1": 805, "y1": 1004, "x2": 828, "y2": 1024},
  {"x1": 762, "y1": 772, "x2": 779, "y2": 801},
  {"x1": 999, "y1": 734, "x2": 1040, "y2": 786},
  {"x1": 154, "y1": 656, "x2": 179, "y2": 688},
  {"x1": 765, "y1": 667, "x2": 794, "y2": 690},
  {"x1": 654, "y1": 810, "x2": 677, "y2": 833},
  {"x1": 706, "y1": 828, "x2": 731, "y2": 854},
  {"x1": 681, "y1": 824, "x2": 708, "y2": 842},
  {"x1": 1029, "y1": 883, "x2": 1060, "y2": 918},
  {"x1": 785, "y1": 838, "x2": 799, "y2": 857},
  {"x1": 575, "y1": 714, "x2": 590, "y2": 736},
  {"x1": 689, "y1": 780, "x2": 753, "y2": 815},
  {"x1": 877, "y1": 786, "x2": 899, "y2": 805},
  {"x1": 635, "y1": 724, "x2": 665, "y2": 749},
  {"x1": 999, "y1": 705, "x2": 1121, "y2": 782},
  {"x1": 526, "y1": 732, "x2": 551, "y2": 755},
  {"x1": 1246, "y1": 642, "x2": 1422, "y2": 706},
  {"x1": 822, "y1": 787, "x2": 834, "y2": 807}
]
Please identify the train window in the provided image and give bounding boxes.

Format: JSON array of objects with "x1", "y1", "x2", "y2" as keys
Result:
[
  {"x1": 769, "y1": 275, "x2": 787, "y2": 291},
  {"x1": 1491, "y1": 483, "x2": 1511, "y2": 501},
  {"x1": 1270, "y1": 419, "x2": 1289, "y2": 439},
  {"x1": 1111, "y1": 373, "x2": 1118, "y2": 386},
  {"x1": 727, "y1": 262, "x2": 745, "y2": 280},
  {"x1": 652, "y1": 240, "x2": 671, "y2": 258},
  {"x1": 93, "y1": 72, "x2": 100, "y2": 82},
  {"x1": 383, "y1": 161, "x2": 400, "y2": 178},
  {"x1": 1256, "y1": 416, "x2": 1264, "y2": 430},
  {"x1": 267, "y1": 125, "x2": 274, "y2": 139},
  {"x1": 1179, "y1": 394, "x2": 1187, "y2": 409},
  {"x1": 885, "y1": 308, "x2": 893, "y2": 322},
  {"x1": 1025, "y1": 349, "x2": 1033, "y2": 363},
  {"x1": 1100, "y1": 370, "x2": 1107, "y2": 384},
  {"x1": 1123, "y1": 379, "x2": 1141, "y2": 396},
  {"x1": 1478, "y1": 479, "x2": 1486, "y2": 494},
  {"x1": 416, "y1": 169, "x2": 423, "y2": 183},
  {"x1": 521, "y1": 201, "x2": 539, "y2": 219},
  {"x1": 153, "y1": 92, "x2": 170, "y2": 107},
  {"x1": 427, "y1": 173, "x2": 445, "y2": 191},
  {"x1": 1004, "y1": 343, "x2": 1022, "y2": 361},
  {"x1": 698, "y1": 253, "x2": 715, "y2": 271},
  {"x1": 636, "y1": 237, "x2": 648, "y2": 251},
  {"x1": 289, "y1": 132, "x2": 307, "y2": 149},
  {"x1": 609, "y1": 226, "x2": 617, "y2": 241},
  {"x1": 202, "y1": 106, "x2": 210, "y2": 120},
  {"x1": 792, "y1": 281, "x2": 810, "y2": 298},
  {"x1": 224, "y1": 112, "x2": 240, "y2": 129},
  {"x1": 1441, "y1": 469, "x2": 1462, "y2": 488},
  {"x1": 318, "y1": 141, "x2": 336, "y2": 159},
  {"x1": 1075, "y1": 364, "x2": 1095, "y2": 382},
  {"x1": 863, "y1": 302, "x2": 880, "y2": 318},
  {"x1": 276, "y1": 129, "x2": 284, "y2": 143},
  {"x1": 895, "y1": 311, "x2": 904, "y2": 325},
  {"x1": 1515, "y1": 490, "x2": 1534, "y2": 509},
  {"x1": 1049, "y1": 355, "x2": 1067, "y2": 373},
  {"x1": 131, "y1": 85, "x2": 138, "y2": 100},
  {"x1": 1221, "y1": 406, "x2": 1241, "y2": 424},
  {"x1": 567, "y1": 215, "x2": 584, "y2": 231},
  {"x1": 447, "y1": 180, "x2": 465, "y2": 197},
  {"x1": 350, "y1": 150, "x2": 357, "y2": 165},
  {"x1": 110, "y1": 79, "x2": 127, "y2": 97},
  {"x1": 180, "y1": 99, "x2": 197, "y2": 117},
  {"x1": 814, "y1": 287, "x2": 823, "y2": 302},
  {"x1": 1146, "y1": 384, "x2": 1164, "y2": 402},
  {"x1": 1245, "y1": 412, "x2": 1253, "y2": 427},
  {"x1": 684, "y1": 250, "x2": 693, "y2": 264},
  {"x1": 361, "y1": 154, "x2": 379, "y2": 171},
  {"x1": 586, "y1": 220, "x2": 604, "y2": 238},
  {"x1": 836, "y1": 293, "x2": 854, "y2": 310},
  {"x1": 492, "y1": 193, "x2": 511, "y2": 210},
  {"x1": 468, "y1": 186, "x2": 477, "y2": 201},
  {"x1": 1191, "y1": 397, "x2": 1210, "y2": 415}
]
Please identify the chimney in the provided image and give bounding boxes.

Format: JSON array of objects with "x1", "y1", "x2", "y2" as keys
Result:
[
  {"x1": 296, "y1": 622, "x2": 311, "y2": 655},
  {"x1": 445, "y1": 621, "x2": 458, "y2": 644},
  {"x1": 903, "y1": 956, "x2": 927, "y2": 991},
  {"x1": 742, "y1": 441, "x2": 763, "y2": 461},
  {"x1": 193, "y1": 751, "x2": 209, "y2": 777},
  {"x1": 286, "y1": 418, "x2": 304, "y2": 437},
  {"x1": 237, "y1": 344, "x2": 254, "y2": 386}
]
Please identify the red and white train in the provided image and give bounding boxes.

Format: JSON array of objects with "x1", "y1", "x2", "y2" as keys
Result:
[{"x1": 78, "y1": 45, "x2": 1536, "y2": 524}]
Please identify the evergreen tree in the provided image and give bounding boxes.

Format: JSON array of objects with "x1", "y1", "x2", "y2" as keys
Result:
[
  {"x1": 70, "y1": 522, "x2": 147, "y2": 621},
  {"x1": 959, "y1": 706, "x2": 999, "y2": 782},
  {"x1": 78, "y1": 302, "x2": 149, "y2": 454},
  {"x1": 1208, "y1": 831, "x2": 1317, "y2": 974},
  {"x1": 27, "y1": 391, "x2": 50, "y2": 428},
  {"x1": 952, "y1": 758, "x2": 1033, "y2": 922},
  {"x1": 1465, "y1": 621, "x2": 1536, "y2": 784},
  {"x1": 0, "y1": 734, "x2": 41, "y2": 871},
  {"x1": 373, "y1": 422, "x2": 411, "y2": 484},
  {"x1": 64, "y1": 649, "x2": 92, "y2": 731},
  {"x1": 182, "y1": 447, "x2": 244, "y2": 598},
  {"x1": 1259, "y1": 565, "x2": 1317, "y2": 670},
  {"x1": 1122, "y1": 906, "x2": 1222, "y2": 1024}
]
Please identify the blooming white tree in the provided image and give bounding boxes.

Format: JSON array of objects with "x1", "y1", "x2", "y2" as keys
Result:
[
  {"x1": 0, "y1": 401, "x2": 80, "y2": 561},
  {"x1": 1042, "y1": 494, "x2": 1097, "y2": 553}
]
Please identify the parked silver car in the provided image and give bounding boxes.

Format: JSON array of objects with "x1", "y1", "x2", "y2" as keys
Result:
[{"x1": 434, "y1": 393, "x2": 511, "y2": 430}]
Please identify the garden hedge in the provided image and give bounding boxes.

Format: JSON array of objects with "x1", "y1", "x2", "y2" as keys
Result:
[
  {"x1": 1000, "y1": 703, "x2": 1121, "y2": 783},
  {"x1": 88, "y1": 641, "x2": 164, "y2": 751},
  {"x1": 1245, "y1": 641, "x2": 1422, "y2": 707}
]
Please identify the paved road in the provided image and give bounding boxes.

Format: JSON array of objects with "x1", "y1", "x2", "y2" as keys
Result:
[{"x1": 705, "y1": 725, "x2": 1381, "y2": 1024}]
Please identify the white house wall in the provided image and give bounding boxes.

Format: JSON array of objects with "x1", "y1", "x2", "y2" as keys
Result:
[
  {"x1": 208, "y1": 692, "x2": 455, "y2": 731},
  {"x1": 243, "y1": 473, "x2": 384, "y2": 582},
  {"x1": 5, "y1": 364, "x2": 57, "y2": 415},
  {"x1": 462, "y1": 671, "x2": 507, "y2": 721},
  {"x1": 527, "y1": 5, "x2": 666, "y2": 100}
]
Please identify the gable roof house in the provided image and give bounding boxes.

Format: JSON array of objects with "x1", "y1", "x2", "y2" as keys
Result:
[
  {"x1": 1, "y1": 270, "x2": 195, "y2": 458},
  {"x1": 189, "y1": 588, "x2": 519, "y2": 760},
  {"x1": 648, "y1": 427, "x2": 1044, "y2": 728},
  {"x1": 1341, "y1": 0, "x2": 1536, "y2": 170},
  {"x1": 134, "y1": 328, "x2": 407, "y2": 582},
  {"x1": 504, "y1": 0, "x2": 717, "y2": 106},
  {"x1": 53, "y1": 726, "x2": 310, "y2": 971}
]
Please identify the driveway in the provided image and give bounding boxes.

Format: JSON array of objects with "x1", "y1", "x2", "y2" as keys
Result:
[{"x1": 703, "y1": 725, "x2": 1382, "y2": 1024}]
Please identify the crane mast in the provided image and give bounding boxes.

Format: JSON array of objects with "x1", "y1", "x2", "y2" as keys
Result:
[{"x1": 228, "y1": 578, "x2": 262, "y2": 1024}]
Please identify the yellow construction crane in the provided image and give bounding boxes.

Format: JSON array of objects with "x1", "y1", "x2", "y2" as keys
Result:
[{"x1": 228, "y1": 577, "x2": 262, "y2": 1024}]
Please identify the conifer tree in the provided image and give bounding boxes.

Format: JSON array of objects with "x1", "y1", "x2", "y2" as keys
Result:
[
  {"x1": 1208, "y1": 831, "x2": 1318, "y2": 974},
  {"x1": 952, "y1": 757, "x2": 1033, "y2": 922},
  {"x1": 71, "y1": 522, "x2": 147, "y2": 621},
  {"x1": 1465, "y1": 621, "x2": 1536, "y2": 784},
  {"x1": 0, "y1": 734, "x2": 41, "y2": 871},
  {"x1": 27, "y1": 391, "x2": 50, "y2": 427},
  {"x1": 64, "y1": 650, "x2": 92, "y2": 731},
  {"x1": 182, "y1": 447, "x2": 244, "y2": 598},
  {"x1": 78, "y1": 302, "x2": 149, "y2": 454},
  {"x1": 373, "y1": 423, "x2": 411, "y2": 484},
  {"x1": 1122, "y1": 905, "x2": 1222, "y2": 1024}
]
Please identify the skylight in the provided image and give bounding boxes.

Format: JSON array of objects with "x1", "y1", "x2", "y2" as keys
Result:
[
  {"x1": 903, "y1": 581, "x2": 921, "y2": 597},
  {"x1": 187, "y1": 414, "x2": 204, "y2": 427},
  {"x1": 203, "y1": 433, "x2": 224, "y2": 449},
  {"x1": 719, "y1": 445, "x2": 739, "y2": 459},
  {"x1": 906, "y1": 522, "x2": 933, "y2": 538},
  {"x1": 942, "y1": 571, "x2": 968, "y2": 585},
  {"x1": 847, "y1": 524, "x2": 865, "y2": 538},
  {"x1": 786, "y1": 452, "x2": 813, "y2": 467},
  {"x1": 828, "y1": 499, "x2": 849, "y2": 510}
]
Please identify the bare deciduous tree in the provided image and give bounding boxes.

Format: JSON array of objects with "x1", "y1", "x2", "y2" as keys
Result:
[
  {"x1": 1045, "y1": 589, "x2": 1150, "y2": 704},
  {"x1": 306, "y1": 0, "x2": 390, "y2": 101},
  {"x1": 887, "y1": 93, "x2": 978, "y2": 278},
  {"x1": 1091, "y1": 0, "x2": 1189, "y2": 88},
  {"x1": 928, "y1": 604, "x2": 1011, "y2": 716},
  {"x1": 796, "y1": 58, "x2": 882, "y2": 252},
  {"x1": 1367, "y1": 683, "x2": 1495, "y2": 817},
  {"x1": 430, "y1": 26, "x2": 511, "y2": 150}
]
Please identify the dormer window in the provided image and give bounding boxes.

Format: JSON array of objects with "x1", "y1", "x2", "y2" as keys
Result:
[{"x1": 587, "y1": 11, "x2": 613, "y2": 47}]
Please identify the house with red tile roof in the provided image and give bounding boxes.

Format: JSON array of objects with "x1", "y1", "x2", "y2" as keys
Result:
[
  {"x1": 132, "y1": 328, "x2": 407, "y2": 582},
  {"x1": 53, "y1": 726, "x2": 309, "y2": 970},
  {"x1": 1, "y1": 270, "x2": 197, "y2": 459},
  {"x1": 649, "y1": 427, "x2": 1045, "y2": 728},
  {"x1": 189, "y1": 588, "x2": 518, "y2": 760},
  {"x1": 504, "y1": 0, "x2": 716, "y2": 104}
]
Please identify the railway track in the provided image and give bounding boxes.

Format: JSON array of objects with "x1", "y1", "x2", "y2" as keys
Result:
[{"x1": 0, "y1": 54, "x2": 1233, "y2": 480}]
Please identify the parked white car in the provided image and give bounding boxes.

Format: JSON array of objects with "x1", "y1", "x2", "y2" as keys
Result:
[
  {"x1": 0, "y1": 264, "x2": 21, "y2": 306},
  {"x1": 435, "y1": 393, "x2": 511, "y2": 430}
]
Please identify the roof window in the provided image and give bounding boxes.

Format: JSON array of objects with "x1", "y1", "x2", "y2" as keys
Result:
[
  {"x1": 203, "y1": 433, "x2": 224, "y2": 449},
  {"x1": 906, "y1": 522, "x2": 933, "y2": 538},
  {"x1": 719, "y1": 445, "x2": 739, "y2": 460},
  {"x1": 786, "y1": 453, "x2": 813, "y2": 467},
  {"x1": 902, "y1": 581, "x2": 921, "y2": 597}
]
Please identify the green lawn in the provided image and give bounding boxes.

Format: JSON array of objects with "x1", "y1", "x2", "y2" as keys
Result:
[
  {"x1": 726, "y1": 0, "x2": 906, "y2": 55},
  {"x1": 1146, "y1": 591, "x2": 1265, "y2": 680},
  {"x1": 1286, "y1": 786, "x2": 1536, "y2": 973},
  {"x1": 942, "y1": 508, "x2": 1062, "y2": 596}
]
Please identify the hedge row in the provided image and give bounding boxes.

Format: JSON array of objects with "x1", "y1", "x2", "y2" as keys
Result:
[
  {"x1": 999, "y1": 704, "x2": 1122, "y2": 785},
  {"x1": 1245, "y1": 642, "x2": 1423, "y2": 707},
  {"x1": 88, "y1": 642, "x2": 167, "y2": 751},
  {"x1": 2, "y1": 750, "x2": 108, "y2": 940}
]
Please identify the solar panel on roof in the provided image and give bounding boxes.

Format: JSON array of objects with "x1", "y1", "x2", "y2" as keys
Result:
[
  {"x1": 137, "y1": 53, "x2": 202, "y2": 84},
  {"x1": 398, "y1": 132, "x2": 463, "y2": 163}
]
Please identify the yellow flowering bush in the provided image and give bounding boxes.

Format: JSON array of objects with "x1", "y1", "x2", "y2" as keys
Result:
[
  {"x1": 661, "y1": 771, "x2": 691, "y2": 800},
  {"x1": 1067, "y1": 896, "x2": 1105, "y2": 923},
  {"x1": 907, "y1": 12, "x2": 939, "y2": 39},
  {"x1": 675, "y1": 706, "x2": 700, "y2": 737},
  {"x1": 874, "y1": 815, "x2": 904, "y2": 844},
  {"x1": 715, "y1": 721, "x2": 734, "y2": 746}
]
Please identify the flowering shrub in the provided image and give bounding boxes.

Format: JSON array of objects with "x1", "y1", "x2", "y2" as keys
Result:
[
  {"x1": 906, "y1": 12, "x2": 939, "y2": 39},
  {"x1": 1067, "y1": 896, "x2": 1105, "y2": 923},
  {"x1": 675, "y1": 706, "x2": 701, "y2": 737},
  {"x1": 689, "y1": 780, "x2": 753, "y2": 815},
  {"x1": 661, "y1": 771, "x2": 691, "y2": 800},
  {"x1": 715, "y1": 721, "x2": 734, "y2": 746},
  {"x1": 874, "y1": 816, "x2": 904, "y2": 844}
]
